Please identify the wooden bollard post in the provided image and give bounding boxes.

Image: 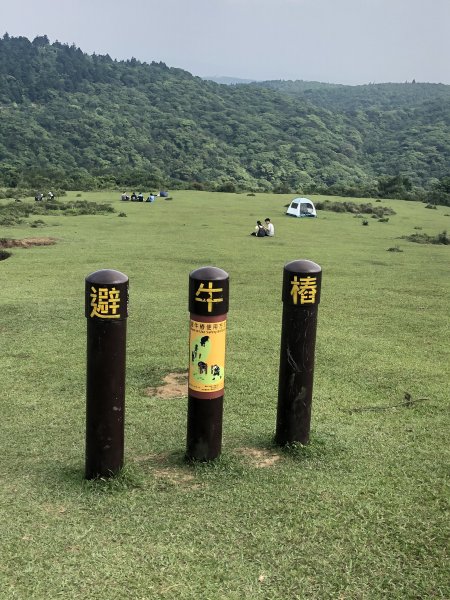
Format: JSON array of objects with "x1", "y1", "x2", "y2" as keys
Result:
[
  {"x1": 275, "y1": 260, "x2": 322, "y2": 446},
  {"x1": 186, "y1": 266, "x2": 229, "y2": 461},
  {"x1": 85, "y1": 269, "x2": 128, "y2": 479}
]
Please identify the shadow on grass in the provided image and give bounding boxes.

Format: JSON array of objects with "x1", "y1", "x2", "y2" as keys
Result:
[
  {"x1": 187, "y1": 452, "x2": 247, "y2": 480},
  {"x1": 239, "y1": 430, "x2": 346, "y2": 464},
  {"x1": 279, "y1": 430, "x2": 347, "y2": 463},
  {"x1": 42, "y1": 462, "x2": 147, "y2": 496},
  {"x1": 136, "y1": 449, "x2": 247, "y2": 483},
  {"x1": 39, "y1": 429, "x2": 346, "y2": 497},
  {"x1": 128, "y1": 364, "x2": 187, "y2": 392}
]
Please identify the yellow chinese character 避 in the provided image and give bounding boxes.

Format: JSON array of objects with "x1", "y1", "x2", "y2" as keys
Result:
[
  {"x1": 195, "y1": 282, "x2": 223, "y2": 313},
  {"x1": 290, "y1": 276, "x2": 317, "y2": 305},
  {"x1": 90, "y1": 286, "x2": 121, "y2": 318}
]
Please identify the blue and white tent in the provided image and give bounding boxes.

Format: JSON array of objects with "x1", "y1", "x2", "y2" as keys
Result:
[{"x1": 286, "y1": 197, "x2": 317, "y2": 218}]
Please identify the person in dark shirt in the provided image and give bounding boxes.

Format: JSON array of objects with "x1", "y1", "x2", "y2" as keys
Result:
[{"x1": 251, "y1": 220, "x2": 266, "y2": 237}]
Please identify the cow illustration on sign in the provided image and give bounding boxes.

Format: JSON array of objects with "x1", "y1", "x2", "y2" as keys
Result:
[{"x1": 188, "y1": 319, "x2": 226, "y2": 393}]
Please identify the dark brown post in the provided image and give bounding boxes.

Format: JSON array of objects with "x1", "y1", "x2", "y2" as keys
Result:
[
  {"x1": 186, "y1": 266, "x2": 229, "y2": 461},
  {"x1": 85, "y1": 269, "x2": 129, "y2": 479},
  {"x1": 275, "y1": 259, "x2": 322, "y2": 446}
]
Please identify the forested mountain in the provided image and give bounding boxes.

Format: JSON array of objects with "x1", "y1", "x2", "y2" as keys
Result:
[
  {"x1": 250, "y1": 79, "x2": 450, "y2": 111},
  {"x1": 0, "y1": 34, "x2": 449, "y2": 202}
]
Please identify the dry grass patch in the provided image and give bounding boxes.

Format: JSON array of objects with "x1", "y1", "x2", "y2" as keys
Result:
[
  {"x1": 145, "y1": 372, "x2": 188, "y2": 399},
  {"x1": 41, "y1": 503, "x2": 68, "y2": 517},
  {"x1": 235, "y1": 447, "x2": 283, "y2": 468},
  {"x1": 0, "y1": 237, "x2": 57, "y2": 248},
  {"x1": 152, "y1": 467, "x2": 197, "y2": 486},
  {"x1": 133, "y1": 451, "x2": 200, "y2": 488}
]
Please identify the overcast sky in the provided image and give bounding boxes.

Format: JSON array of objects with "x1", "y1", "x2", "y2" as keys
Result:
[{"x1": 2, "y1": 0, "x2": 449, "y2": 85}]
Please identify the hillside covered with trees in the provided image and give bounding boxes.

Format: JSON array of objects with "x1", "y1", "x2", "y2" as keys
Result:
[{"x1": 0, "y1": 34, "x2": 449, "y2": 203}]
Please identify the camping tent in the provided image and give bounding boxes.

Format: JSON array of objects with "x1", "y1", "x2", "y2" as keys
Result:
[{"x1": 286, "y1": 197, "x2": 317, "y2": 218}]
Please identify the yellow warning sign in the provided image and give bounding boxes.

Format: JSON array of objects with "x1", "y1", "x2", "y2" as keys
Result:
[{"x1": 188, "y1": 319, "x2": 226, "y2": 394}]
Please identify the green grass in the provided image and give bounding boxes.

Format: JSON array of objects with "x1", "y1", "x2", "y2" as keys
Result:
[{"x1": 1, "y1": 191, "x2": 449, "y2": 599}]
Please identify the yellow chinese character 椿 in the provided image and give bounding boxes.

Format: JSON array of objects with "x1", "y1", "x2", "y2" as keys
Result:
[{"x1": 290, "y1": 276, "x2": 317, "y2": 305}]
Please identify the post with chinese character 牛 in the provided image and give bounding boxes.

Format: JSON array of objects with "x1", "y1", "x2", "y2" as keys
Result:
[
  {"x1": 186, "y1": 266, "x2": 229, "y2": 461},
  {"x1": 275, "y1": 259, "x2": 322, "y2": 446},
  {"x1": 85, "y1": 269, "x2": 129, "y2": 479}
]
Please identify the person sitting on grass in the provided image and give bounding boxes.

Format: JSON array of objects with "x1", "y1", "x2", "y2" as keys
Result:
[
  {"x1": 251, "y1": 220, "x2": 267, "y2": 237},
  {"x1": 264, "y1": 218, "x2": 274, "y2": 236}
]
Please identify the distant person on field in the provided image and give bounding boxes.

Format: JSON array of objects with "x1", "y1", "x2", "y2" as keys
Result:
[
  {"x1": 137, "y1": 192, "x2": 144, "y2": 202},
  {"x1": 251, "y1": 220, "x2": 266, "y2": 237},
  {"x1": 131, "y1": 192, "x2": 137, "y2": 201},
  {"x1": 264, "y1": 218, "x2": 274, "y2": 236},
  {"x1": 48, "y1": 191, "x2": 54, "y2": 200}
]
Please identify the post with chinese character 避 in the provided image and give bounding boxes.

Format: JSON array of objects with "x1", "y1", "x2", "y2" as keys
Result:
[
  {"x1": 186, "y1": 266, "x2": 229, "y2": 461},
  {"x1": 85, "y1": 269, "x2": 128, "y2": 479},
  {"x1": 275, "y1": 260, "x2": 322, "y2": 446}
]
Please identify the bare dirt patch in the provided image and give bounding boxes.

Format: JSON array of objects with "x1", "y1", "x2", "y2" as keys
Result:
[
  {"x1": 0, "y1": 237, "x2": 57, "y2": 248},
  {"x1": 134, "y1": 451, "x2": 172, "y2": 464},
  {"x1": 235, "y1": 447, "x2": 282, "y2": 468},
  {"x1": 152, "y1": 467, "x2": 197, "y2": 486},
  {"x1": 145, "y1": 372, "x2": 188, "y2": 399},
  {"x1": 41, "y1": 503, "x2": 68, "y2": 517},
  {"x1": 133, "y1": 452, "x2": 200, "y2": 488}
]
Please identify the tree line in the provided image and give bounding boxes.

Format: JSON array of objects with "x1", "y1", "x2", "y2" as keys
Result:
[{"x1": 0, "y1": 34, "x2": 449, "y2": 205}]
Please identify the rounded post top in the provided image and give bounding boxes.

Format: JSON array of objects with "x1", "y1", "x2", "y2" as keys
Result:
[
  {"x1": 86, "y1": 269, "x2": 128, "y2": 285},
  {"x1": 284, "y1": 259, "x2": 321, "y2": 275},
  {"x1": 189, "y1": 266, "x2": 229, "y2": 316},
  {"x1": 85, "y1": 270, "x2": 129, "y2": 320},
  {"x1": 189, "y1": 266, "x2": 229, "y2": 282},
  {"x1": 282, "y1": 259, "x2": 322, "y2": 307}
]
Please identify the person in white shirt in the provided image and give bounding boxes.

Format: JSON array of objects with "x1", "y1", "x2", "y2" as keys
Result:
[{"x1": 264, "y1": 218, "x2": 275, "y2": 236}]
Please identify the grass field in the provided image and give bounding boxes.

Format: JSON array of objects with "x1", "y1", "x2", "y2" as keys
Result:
[{"x1": 1, "y1": 191, "x2": 449, "y2": 599}]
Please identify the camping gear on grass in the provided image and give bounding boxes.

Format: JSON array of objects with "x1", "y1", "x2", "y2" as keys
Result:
[{"x1": 286, "y1": 198, "x2": 317, "y2": 218}]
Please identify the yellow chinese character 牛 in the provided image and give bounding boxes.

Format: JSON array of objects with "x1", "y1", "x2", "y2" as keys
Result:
[{"x1": 195, "y1": 282, "x2": 223, "y2": 313}]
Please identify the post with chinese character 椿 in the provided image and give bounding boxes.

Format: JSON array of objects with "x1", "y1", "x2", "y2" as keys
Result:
[
  {"x1": 85, "y1": 269, "x2": 128, "y2": 479},
  {"x1": 275, "y1": 259, "x2": 322, "y2": 446},
  {"x1": 186, "y1": 266, "x2": 229, "y2": 461}
]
